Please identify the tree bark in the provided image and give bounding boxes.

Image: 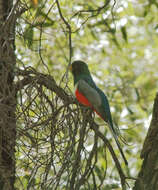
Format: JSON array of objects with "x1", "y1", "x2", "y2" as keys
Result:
[
  {"x1": 0, "y1": 0, "x2": 16, "y2": 189},
  {"x1": 133, "y1": 93, "x2": 158, "y2": 190}
]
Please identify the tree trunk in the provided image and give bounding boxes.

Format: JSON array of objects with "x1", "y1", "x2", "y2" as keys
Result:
[
  {"x1": 133, "y1": 93, "x2": 158, "y2": 190},
  {"x1": 0, "y1": 0, "x2": 16, "y2": 189}
]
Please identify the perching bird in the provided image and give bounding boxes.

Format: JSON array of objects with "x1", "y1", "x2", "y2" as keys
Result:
[{"x1": 70, "y1": 60, "x2": 128, "y2": 165}]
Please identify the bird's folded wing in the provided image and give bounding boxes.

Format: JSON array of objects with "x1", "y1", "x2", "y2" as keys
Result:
[{"x1": 77, "y1": 79, "x2": 101, "y2": 107}]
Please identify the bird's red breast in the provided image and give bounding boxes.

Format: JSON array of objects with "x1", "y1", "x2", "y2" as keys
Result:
[
  {"x1": 75, "y1": 88, "x2": 105, "y2": 121},
  {"x1": 75, "y1": 88, "x2": 91, "y2": 107}
]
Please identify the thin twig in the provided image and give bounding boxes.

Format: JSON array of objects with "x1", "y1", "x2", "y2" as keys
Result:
[
  {"x1": 56, "y1": 0, "x2": 72, "y2": 83},
  {"x1": 38, "y1": 1, "x2": 56, "y2": 75},
  {"x1": 71, "y1": 0, "x2": 110, "y2": 18}
]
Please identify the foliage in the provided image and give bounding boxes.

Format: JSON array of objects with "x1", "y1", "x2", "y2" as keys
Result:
[{"x1": 14, "y1": 0, "x2": 158, "y2": 189}]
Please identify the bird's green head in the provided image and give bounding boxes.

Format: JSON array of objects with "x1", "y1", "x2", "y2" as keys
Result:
[{"x1": 70, "y1": 60, "x2": 91, "y2": 78}]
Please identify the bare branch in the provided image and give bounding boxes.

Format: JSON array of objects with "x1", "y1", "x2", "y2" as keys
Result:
[
  {"x1": 15, "y1": 68, "x2": 74, "y2": 103},
  {"x1": 56, "y1": 0, "x2": 72, "y2": 66}
]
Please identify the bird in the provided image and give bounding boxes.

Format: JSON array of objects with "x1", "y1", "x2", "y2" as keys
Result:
[{"x1": 70, "y1": 60, "x2": 128, "y2": 165}]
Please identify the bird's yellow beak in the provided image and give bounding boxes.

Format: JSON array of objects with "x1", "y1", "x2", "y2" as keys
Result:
[{"x1": 69, "y1": 64, "x2": 72, "y2": 72}]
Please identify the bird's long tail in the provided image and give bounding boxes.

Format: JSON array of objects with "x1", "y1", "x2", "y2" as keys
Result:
[{"x1": 108, "y1": 121, "x2": 128, "y2": 166}]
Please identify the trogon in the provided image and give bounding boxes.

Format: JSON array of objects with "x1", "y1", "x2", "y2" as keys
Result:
[{"x1": 70, "y1": 60, "x2": 128, "y2": 165}]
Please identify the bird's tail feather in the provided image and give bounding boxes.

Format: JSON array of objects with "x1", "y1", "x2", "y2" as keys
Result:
[{"x1": 108, "y1": 121, "x2": 128, "y2": 166}]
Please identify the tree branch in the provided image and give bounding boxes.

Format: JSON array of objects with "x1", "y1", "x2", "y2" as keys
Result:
[
  {"x1": 56, "y1": 0, "x2": 72, "y2": 66},
  {"x1": 141, "y1": 93, "x2": 158, "y2": 158},
  {"x1": 133, "y1": 93, "x2": 158, "y2": 190},
  {"x1": 14, "y1": 68, "x2": 74, "y2": 104}
]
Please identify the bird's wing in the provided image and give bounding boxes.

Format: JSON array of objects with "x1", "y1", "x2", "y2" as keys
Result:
[{"x1": 76, "y1": 79, "x2": 102, "y2": 107}]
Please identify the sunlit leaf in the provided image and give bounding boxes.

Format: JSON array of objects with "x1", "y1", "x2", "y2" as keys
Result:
[{"x1": 121, "y1": 26, "x2": 128, "y2": 42}]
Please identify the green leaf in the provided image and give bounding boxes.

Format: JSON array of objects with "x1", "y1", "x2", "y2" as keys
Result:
[
  {"x1": 94, "y1": 165, "x2": 103, "y2": 181},
  {"x1": 111, "y1": 37, "x2": 121, "y2": 50},
  {"x1": 23, "y1": 26, "x2": 34, "y2": 48},
  {"x1": 121, "y1": 26, "x2": 128, "y2": 42}
]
